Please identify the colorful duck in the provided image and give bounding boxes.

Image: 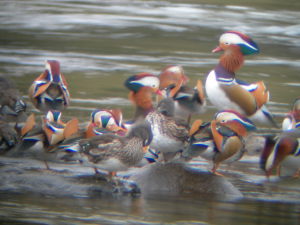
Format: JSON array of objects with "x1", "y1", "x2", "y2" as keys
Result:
[
  {"x1": 145, "y1": 98, "x2": 190, "y2": 161},
  {"x1": 78, "y1": 121, "x2": 153, "y2": 179},
  {"x1": 14, "y1": 111, "x2": 79, "y2": 168},
  {"x1": 185, "y1": 110, "x2": 256, "y2": 175},
  {"x1": 205, "y1": 31, "x2": 277, "y2": 127},
  {"x1": 159, "y1": 65, "x2": 206, "y2": 123},
  {"x1": 28, "y1": 60, "x2": 70, "y2": 112},
  {"x1": 260, "y1": 129, "x2": 300, "y2": 177},
  {"x1": 85, "y1": 109, "x2": 126, "y2": 138},
  {"x1": 282, "y1": 97, "x2": 300, "y2": 131},
  {"x1": 124, "y1": 72, "x2": 161, "y2": 121}
]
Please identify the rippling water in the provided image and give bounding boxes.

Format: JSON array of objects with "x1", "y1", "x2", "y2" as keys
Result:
[{"x1": 1, "y1": 0, "x2": 300, "y2": 224}]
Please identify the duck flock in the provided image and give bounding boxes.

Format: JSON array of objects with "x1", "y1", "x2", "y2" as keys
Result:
[{"x1": 0, "y1": 31, "x2": 299, "y2": 185}]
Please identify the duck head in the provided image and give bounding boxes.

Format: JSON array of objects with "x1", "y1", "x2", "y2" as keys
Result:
[
  {"x1": 213, "y1": 31, "x2": 259, "y2": 72},
  {"x1": 125, "y1": 73, "x2": 162, "y2": 118},
  {"x1": 214, "y1": 110, "x2": 256, "y2": 136},
  {"x1": 159, "y1": 65, "x2": 189, "y2": 90}
]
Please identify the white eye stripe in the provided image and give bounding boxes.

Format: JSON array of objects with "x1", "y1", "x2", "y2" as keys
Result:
[
  {"x1": 220, "y1": 33, "x2": 258, "y2": 51},
  {"x1": 130, "y1": 76, "x2": 160, "y2": 88}
]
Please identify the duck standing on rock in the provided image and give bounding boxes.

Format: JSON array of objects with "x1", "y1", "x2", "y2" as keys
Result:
[
  {"x1": 184, "y1": 110, "x2": 256, "y2": 175},
  {"x1": 0, "y1": 76, "x2": 27, "y2": 152},
  {"x1": 205, "y1": 31, "x2": 277, "y2": 127},
  {"x1": 159, "y1": 65, "x2": 206, "y2": 123},
  {"x1": 78, "y1": 121, "x2": 153, "y2": 180},
  {"x1": 29, "y1": 60, "x2": 70, "y2": 112},
  {"x1": 146, "y1": 98, "x2": 190, "y2": 162}
]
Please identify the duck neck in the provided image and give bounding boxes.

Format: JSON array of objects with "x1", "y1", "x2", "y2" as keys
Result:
[
  {"x1": 133, "y1": 87, "x2": 154, "y2": 119},
  {"x1": 219, "y1": 47, "x2": 244, "y2": 74}
]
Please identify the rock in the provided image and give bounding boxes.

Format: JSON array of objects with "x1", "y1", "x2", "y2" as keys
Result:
[
  {"x1": 131, "y1": 162, "x2": 243, "y2": 200},
  {"x1": 0, "y1": 156, "x2": 140, "y2": 197}
]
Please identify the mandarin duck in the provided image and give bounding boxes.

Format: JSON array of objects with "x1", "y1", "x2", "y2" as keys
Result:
[
  {"x1": 13, "y1": 111, "x2": 79, "y2": 168},
  {"x1": 85, "y1": 109, "x2": 126, "y2": 138},
  {"x1": 78, "y1": 121, "x2": 153, "y2": 179},
  {"x1": 260, "y1": 129, "x2": 300, "y2": 177},
  {"x1": 124, "y1": 73, "x2": 161, "y2": 121},
  {"x1": 205, "y1": 31, "x2": 277, "y2": 127},
  {"x1": 145, "y1": 97, "x2": 190, "y2": 161},
  {"x1": 0, "y1": 76, "x2": 27, "y2": 151},
  {"x1": 159, "y1": 65, "x2": 206, "y2": 123},
  {"x1": 184, "y1": 110, "x2": 256, "y2": 175},
  {"x1": 282, "y1": 97, "x2": 300, "y2": 131},
  {"x1": 29, "y1": 60, "x2": 70, "y2": 112}
]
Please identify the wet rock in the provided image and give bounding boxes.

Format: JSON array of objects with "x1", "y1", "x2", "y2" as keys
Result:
[
  {"x1": 131, "y1": 162, "x2": 243, "y2": 200},
  {"x1": 0, "y1": 156, "x2": 140, "y2": 197}
]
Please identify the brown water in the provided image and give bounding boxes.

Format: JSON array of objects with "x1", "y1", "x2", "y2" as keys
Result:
[{"x1": 1, "y1": 0, "x2": 300, "y2": 224}]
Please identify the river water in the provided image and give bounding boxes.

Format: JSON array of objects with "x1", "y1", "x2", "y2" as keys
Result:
[{"x1": 1, "y1": 0, "x2": 300, "y2": 224}]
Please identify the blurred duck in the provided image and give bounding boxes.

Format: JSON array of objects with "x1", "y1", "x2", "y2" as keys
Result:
[
  {"x1": 42, "y1": 110, "x2": 79, "y2": 149},
  {"x1": 0, "y1": 76, "x2": 27, "y2": 152},
  {"x1": 0, "y1": 76, "x2": 27, "y2": 123},
  {"x1": 29, "y1": 60, "x2": 70, "y2": 112},
  {"x1": 145, "y1": 98, "x2": 190, "y2": 161},
  {"x1": 260, "y1": 129, "x2": 300, "y2": 177},
  {"x1": 159, "y1": 65, "x2": 206, "y2": 123},
  {"x1": 205, "y1": 31, "x2": 277, "y2": 127},
  {"x1": 14, "y1": 111, "x2": 78, "y2": 168},
  {"x1": 78, "y1": 121, "x2": 153, "y2": 180},
  {"x1": 124, "y1": 72, "x2": 162, "y2": 121},
  {"x1": 85, "y1": 109, "x2": 127, "y2": 138},
  {"x1": 184, "y1": 110, "x2": 256, "y2": 175},
  {"x1": 282, "y1": 97, "x2": 300, "y2": 131}
]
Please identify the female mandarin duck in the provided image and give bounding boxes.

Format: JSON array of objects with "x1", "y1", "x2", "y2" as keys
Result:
[
  {"x1": 29, "y1": 60, "x2": 70, "y2": 112},
  {"x1": 78, "y1": 121, "x2": 153, "y2": 179},
  {"x1": 184, "y1": 110, "x2": 256, "y2": 175},
  {"x1": 260, "y1": 129, "x2": 300, "y2": 177},
  {"x1": 159, "y1": 65, "x2": 206, "y2": 123},
  {"x1": 85, "y1": 109, "x2": 127, "y2": 138},
  {"x1": 124, "y1": 72, "x2": 162, "y2": 121},
  {"x1": 205, "y1": 31, "x2": 277, "y2": 127},
  {"x1": 145, "y1": 98, "x2": 190, "y2": 161},
  {"x1": 282, "y1": 97, "x2": 300, "y2": 131},
  {"x1": 0, "y1": 76, "x2": 27, "y2": 151}
]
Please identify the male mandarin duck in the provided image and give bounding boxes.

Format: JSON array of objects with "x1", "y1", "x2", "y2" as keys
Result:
[
  {"x1": 184, "y1": 110, "x2": 256, "y2": 175},
  {"x1": 205, "y1": 31, "x2": 277, "y2": 127},
  {"x1": 124, "y1": 72, "x2": 162, "y2": 121},
  {"x1": 78, "y1": 121, "x2": 153, "y2": 179},
  {"x1": 282, "y1": 97, "x2": 300, "y2": 131},
  {"x1": 85, "y1": 109, "x2": 127, "y2": 138},
  {"x1": 260, "y1": 129, "x2": 300, "y2": 177},
  {"x1": 29, "y1": 60, "x2": 70, "y2": 112},
  {"x1": 159, "y1": 65, "x2": 206, "y2": 122},
  {"x1": 42, "y1": 110, "x2": 79, "y2": 149},
  {"x1": 14, "y1": 111, "x2": 78, "y2": 168},
  {"x1": 145, "y1": 97, "x2": 190, "y2": 161}
]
